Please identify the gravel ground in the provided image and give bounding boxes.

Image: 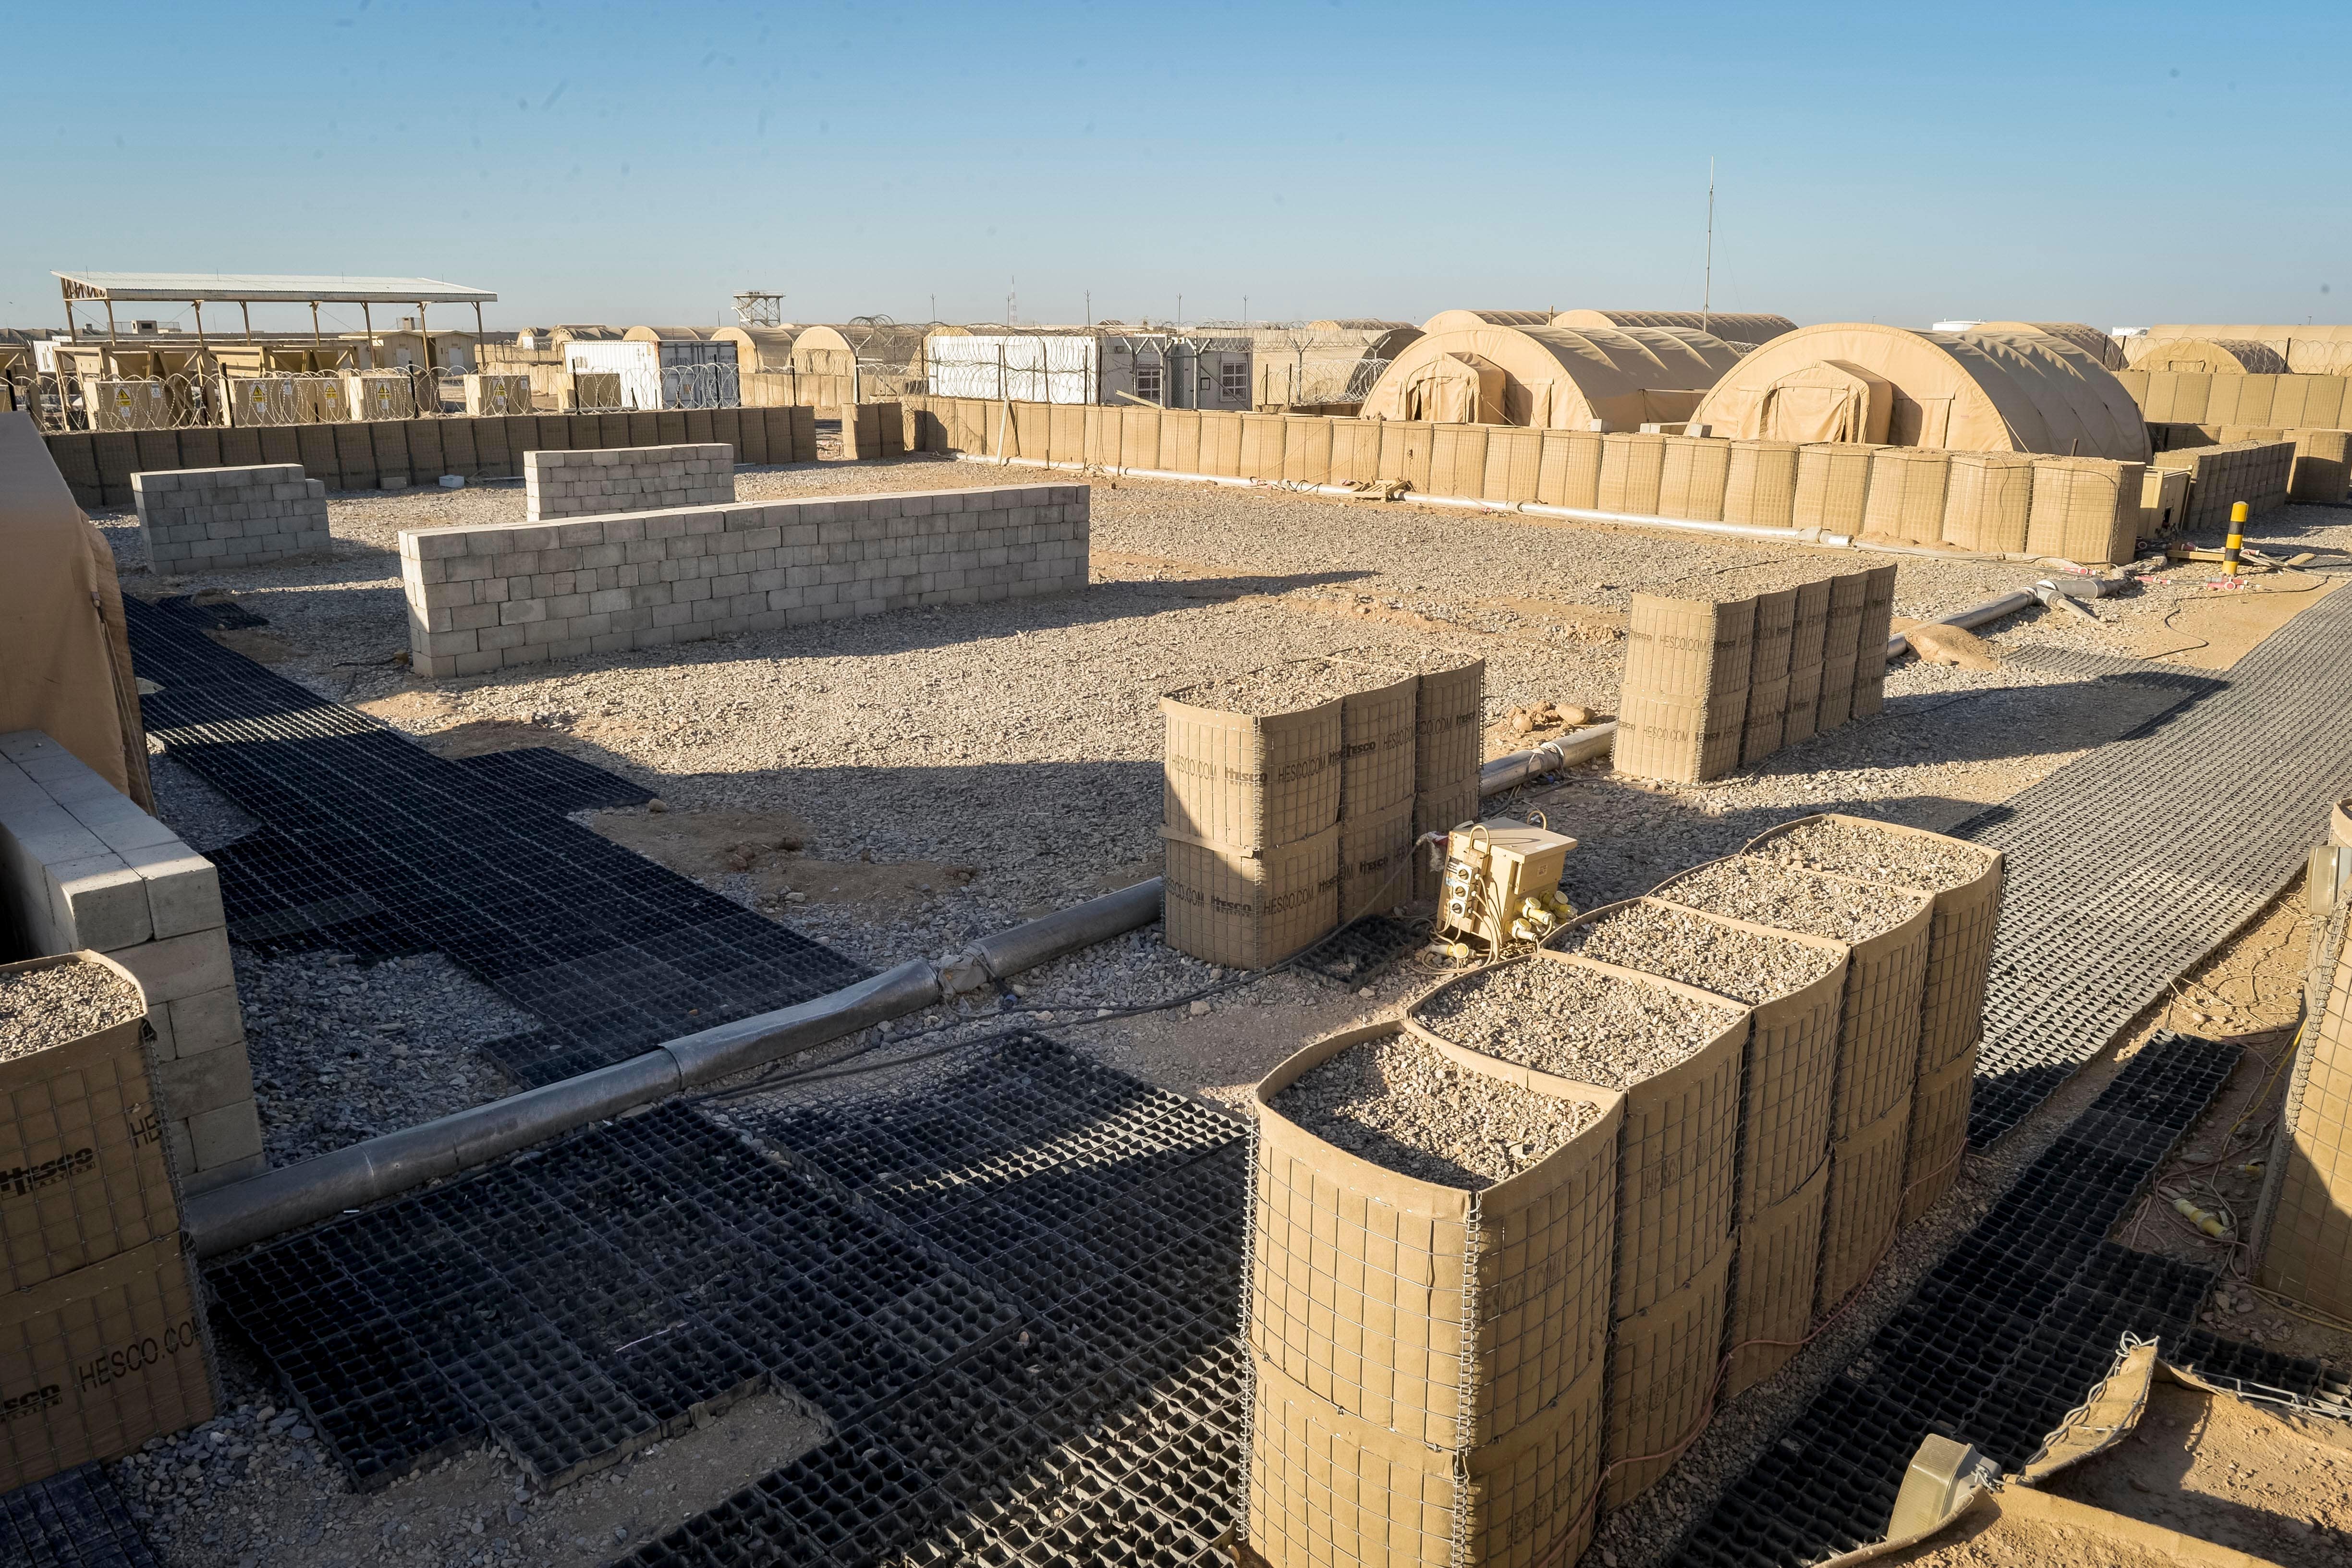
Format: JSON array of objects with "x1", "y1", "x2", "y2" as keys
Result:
[
  {"x1": 1747, "y1": 815, "x2": 1995, "y2": 891},
  {"x1": 1558, "y1": 901, "x2": 1840, "y2": 1005},
  {"x1": 89, "y1": 458, "x2": 2352, "y2": 1566},
  {"x1": 1267, "y1": 1031, "x2": 1600, "y2": 1187},
  {"x1": 235, "y1": 950, "x2": 542, "y2": 1167},
  {"x1": 0, "y1": 957, "x2": 144, "y2": 1056},
  {"x1": 1652, "y1": 857, "x2": 1929, "y2": 942},
  {"x1": 1165, "y1": 658, "x2": 1362, "y2": 714},
  {"x1": 1408, "y1": 956, "x2": 1743, "y2": 1089},
  {"x1": 146, "y1": 747, "x2": 261, "y2": 853}
]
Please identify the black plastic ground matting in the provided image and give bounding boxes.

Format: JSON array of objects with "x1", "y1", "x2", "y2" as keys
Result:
[
  {"x1": 1671, "y1": 1031, "x2": 2236, "y2": 1568},
  {"x1": 128, "y1": 596, "x2": 864, "y2": 1085},
  {"x1": 1954, "y1": 599, "x2": 2352, "y2": 1145},
  {"x1": 0, "y1": 1463, "x2": 160, "y2": 1568},
  {"x1": 208, "y1": 1035, "x2": 1247, "y2": 1563},
  {"x1": 154, "y1": 593, "x2": 269, "y2": 631},
  {"x1": 1293, "y1": 912, "x2": 1428, "y2": 988},
  {"x1": 619, "y1": 1034, "x2": 1249, "y2": 1568}
]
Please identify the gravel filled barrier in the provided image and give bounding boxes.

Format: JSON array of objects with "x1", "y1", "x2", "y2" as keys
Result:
[
  {"x1": 1653, "y1": 857, "x2": 1931, "y2": 1327},
  {"x1": 1247, "y1": 1019, "x2": 1621, "y2": 1567},
  {"x1": 1721, "y1": 1156, "x2": 1831, "y2": 1398},
  {"x1": 1745, "y1": 814, "x2": 2004, "y2": 1228},
  {"x1": 1404, "y1": 952, "x2": 1750, "y2": 1517}
]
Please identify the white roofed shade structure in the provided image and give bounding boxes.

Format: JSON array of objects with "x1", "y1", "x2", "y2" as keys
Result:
[
  {"x1": 1361, "y1": 321, "x2": 1748, "y2": 429},
  {"x1": 52, "y1": 270, "x2": 497, "y2": 370}
]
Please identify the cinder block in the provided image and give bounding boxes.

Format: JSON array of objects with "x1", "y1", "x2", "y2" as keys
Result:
[
  {"x1": 117, "y1": 843, "x2": 225, "y2": 938},
  {"x1": 185, "y1": 1099, "x2": 265, "y2": 1175},
  {"x1": 156, "y1": 1045, "x2": 255, "y2": 1120},
  {"x1": 109, "y1": 927, "x2": 235, "y2": 1004},
  {"x1": 56, "y1": 856, "x2": 152, "y2": 950},
  {"x1": 166, "y1": 986, "x2": 244, "y2": 1058}
]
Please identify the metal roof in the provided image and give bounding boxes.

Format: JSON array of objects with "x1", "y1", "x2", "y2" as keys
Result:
[{"x1": 53, "y1": 272, "x2": 495, "y2": 304}]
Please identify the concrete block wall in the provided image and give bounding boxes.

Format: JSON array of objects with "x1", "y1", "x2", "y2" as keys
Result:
[
  {"x1": 399, "y1": 483, "x2": 1090, "y2": 679},
  {"x1": 524, "y1": 443, "x2": 735, "y2": 523},
  {"x1": 132, "y1": 463, "x2": 329, "y2": 572},
  {"x1": 0, "y1": 731, "x2": 262, "y2": 1195}
]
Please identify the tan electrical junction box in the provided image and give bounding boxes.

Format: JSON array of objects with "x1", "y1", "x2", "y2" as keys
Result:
[{"x1": 1439, "y1": 816, "x2": 1577, "y2": 948}]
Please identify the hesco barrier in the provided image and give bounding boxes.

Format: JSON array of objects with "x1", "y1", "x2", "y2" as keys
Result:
[
  {"x1": 1249, "y1": 1021, "x2": 1623, "y2": 1450},
  {"x1": 1339, "y1": 798, "x2": 1417, "y2": 925},
  {"x1": 1556, "y1": 900, "x2": 1845, "y2": 1224},
  {"x1": 1246, "y1": 1020, "x2": 1621, "y2": 1566},
  {"x1": 1851, "y1": 566, "x2": 1896, "y2": 720},
  {"x1": 1406, "y1": 954, "x2": 1749, "y2": 1324},
  {"x1": 2025, "y1": 456, "x2": 2148, "y2": 564},
  {"x1": 1405, "y1": 653, "x2": 1487, "y2": 808},
  {"x1": 1941, "y1": 451, "x2": 2036, "y2": 554},
  {"x1": 1722, "y1": 1156, "x2": 1830, "y2": 1398},
  {"x1": 898, "y1": 397, "x2": 2174, "y2": 563},
  {"x1": 1615, "y1": 594, "x2": 1756, "y2": 784},
  {"x1": 1782, "y1": 579, "x2": 1832, "y2": 747},
  {"x1": 1339, "y1": 669, "x2": 1419, "y2": 817},
  {"x1": 1159, "y1": 681, "x2": 1342, "y2": 854},
  {"x1": 1816, "y1": 1090, "x2": 1913, "y2": 1316},
  {"x1": 40, "y1": 405, "x2": 819, "y2": 510},
  {"x1": 1740, "y1": 587, "x2": 1797, "y2": 765},
  {"x1": 0, "y1": 953, "x2": 178, "y2": 1295},
  {"x1": 1901, "y1": 1043, "x2": 1979, "y2": 1228},
  {"x1": 1160, "y1": 824, "x2": 1340, "y2": 972},
  {"x1": 1602, "y1": 1240, "x2": 1732, "y2": 1510},
  {"x1": 1248, "y1": 1354, "x2": 1605, "y2": 1568},
  {"x1": 1653, "y1": 860, "x2": 1933, "y2": 1143},
  {"x1": 2150, "y1": 439, "x2": 2296, "y2": 529}
]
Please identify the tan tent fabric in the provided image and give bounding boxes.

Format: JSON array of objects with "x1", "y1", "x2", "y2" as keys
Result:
[
  {"x1": 1744, "y1": 359, "x2": 1892, "y2": 444},
  {"x1": 2132, "y1": 324, "x2": 2352, "y2": 375},
  {"x1": 1363, "y1": 324, "x2": 1747, "y2": 431},
  {"x1": 710, "y1": 325, "x2": 804, "y2": 372},
  {"x1": 1307, "y1": 319, "x2": 1417, "y2": 332},
  {"x1": 1689, "y1": 322, "x2": 2149, "y2": 461},
  {"x1": 790, "y1": 324, "x2": 935, "y2": 376},
  {"x1": 1973, "y1": 322, "x2": 2124, "y2": 370},
  {"x1": 1554, "y1": 309, "x2": 1797, "y2": 344},
  {"x1": 622, "y1": 325, "x2": 726, "y2": 342},
  {"x1": 1401, "y1": 354, "x2": 1506, "y2": 424},
  {"x1": 1962, "y1": 330, "x2": 2151, "y2": 463},
  {"x1": 2132, "y1": 337, "x2": 2290, "y2": 376},
  {"x1": 0, "y1": 413, "x2": 150, "y2": 807},
  {"x1": 1421, "y1": 309, "x2": 1555, "y2": 332}
]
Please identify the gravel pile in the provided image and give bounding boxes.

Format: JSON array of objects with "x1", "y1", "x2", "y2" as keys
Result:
[
  {"x1": 234, "y1": 949, "x2": 542, "y2": 1166},
  {"x1": 1165, "y1": 659, "x2": 1360, "y2": 715},
  {"x1": 110, "y1": 1399, "x2": 336, "y2": 1559},
  {"x1": 1269, "y1": 1031, "x2": 1598, "y2": 1187},
  {"x1": 1409, "y1": 958, "x2": 1743, "y2": 1090},
  {"x1": 1750, "y1": 816, "x2": 1993, "y2": 892},
  {"x1": 1654, "y1": 858, "x2": 1928, "y2": 943},
  {"x1": 1346, "y1": 644, "x2": 1479, "y2": 676},
  {"x1": 1560, "y1": 902, "x2": 1840, "y2": 1005},
  {"x1": 0, "y1": 959, "x2": 144, "y2": 1058}
]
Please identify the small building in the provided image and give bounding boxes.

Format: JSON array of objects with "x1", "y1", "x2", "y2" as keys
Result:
[
  {"x1": 563, "y1": 336, "x2": 739, "y2": 411},
  {"x1": 922, "y1": 330, "x2": 1252, "y2": 409}
]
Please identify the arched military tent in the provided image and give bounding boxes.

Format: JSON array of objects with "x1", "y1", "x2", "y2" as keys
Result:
[
  {"x1": 1973, "y1": 321, "x2": 2124, "y2": 370},
  {"x1": 1960, "y1": 329, "x2": 2149, "y2": 462},
  {"x1": 2130, "y1": 337, "x2": 2291, "y2": 375},
  {"x1": 2128, "y1": 325, "x2": 2352, "y2": 375},
  {"x1": 1689, "y1": 323, "x2": 2150, "y2": 461},
  {"x1": 711, "y1": 325, "x2": 804, "y2": 372},
  {"x1": 1553, "y1": 309, "x2": 1797, "y2": 344},
  {"x1": 623, "y1": 325, "x2": 725, "y2": 342},
  {"x1": 1421, "y1": 309, "x2": 1555, "y2": 332},
  {"x1": 1361, "y1": 322, "x2": 1748, "y2": 429},
  {"x1": 1309, "y1": 319, "x2": 1417, "y2": 333}
]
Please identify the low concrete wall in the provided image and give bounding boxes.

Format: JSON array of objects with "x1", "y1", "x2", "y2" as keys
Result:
[
  {"x1": 132, "y1": 463, "x2": 329, "y2": 571},
  {"x1": 0, "y1": 731, "x2": 262, "y2": 1194},
  {"x1": 524, "y1": 443, "x2": 735, "y2": 523},
  {"x1": 400, "y1": 483, "x2": 1090, "y2": 678}
]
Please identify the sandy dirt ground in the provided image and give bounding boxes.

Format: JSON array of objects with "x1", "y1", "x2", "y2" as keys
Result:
[{"x1": 98, "y1": 454, "x2": 2352, "y2": 1567}]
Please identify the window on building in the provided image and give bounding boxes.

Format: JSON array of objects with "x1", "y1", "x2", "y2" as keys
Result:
[
  {"x1": 1133, "y1": 364, "x2": 1162, "y2": 403},
  {"x1": 1219, "y1": 360, "x2": 1247, "y2": 402}
]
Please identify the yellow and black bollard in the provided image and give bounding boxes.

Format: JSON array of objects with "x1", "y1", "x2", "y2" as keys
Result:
[{"x1": 2223, "y1": 501, "x2": 2246, "y2": 577}]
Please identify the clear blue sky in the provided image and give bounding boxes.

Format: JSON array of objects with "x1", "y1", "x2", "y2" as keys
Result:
[{"x1": 6, "y1": 1, "x2": 2345, "y2": 335}]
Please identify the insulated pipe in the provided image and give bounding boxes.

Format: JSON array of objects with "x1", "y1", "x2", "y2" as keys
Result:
[
  {"x1": 1478, "y1": 721, "x2": 1620, "y2": 793},
  {"x1": 185, "y1": 886, "x2": 1166, "y2": 1258},
  {"x1": 1886, "y1": 589, "x2": 2038, "y2": 660}
]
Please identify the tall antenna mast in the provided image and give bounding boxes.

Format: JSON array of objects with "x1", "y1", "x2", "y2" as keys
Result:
[{"x1": 1702, "y1": 158, "x2": 1715, "y2": 334}]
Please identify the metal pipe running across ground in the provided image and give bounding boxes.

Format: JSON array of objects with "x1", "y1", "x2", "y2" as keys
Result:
[{"x1": 184, "y1": 585, "x2": 2055, "y2": 1256}]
